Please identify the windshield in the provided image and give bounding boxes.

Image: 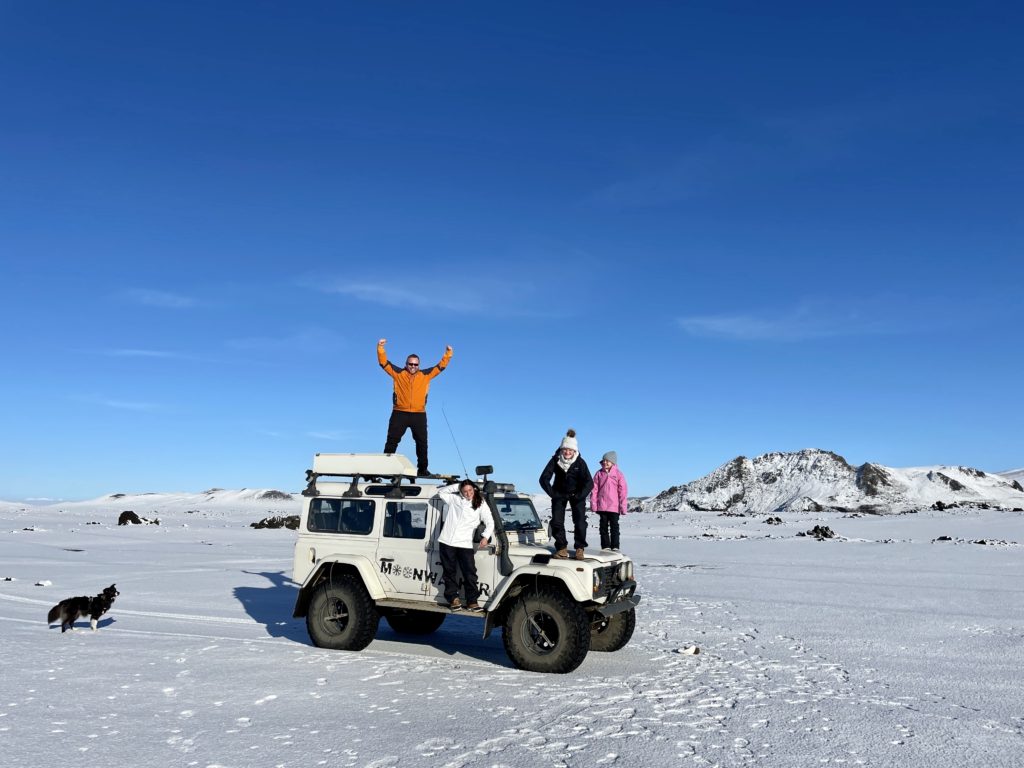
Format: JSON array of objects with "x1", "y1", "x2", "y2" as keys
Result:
[{"x1": 493, "y1": 496, "x2": 543, "y2": 531}]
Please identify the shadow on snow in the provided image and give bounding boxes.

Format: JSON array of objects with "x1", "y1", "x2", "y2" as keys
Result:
[{"x1": 233, "y1": 570, "x2": 512, "y2": 667}]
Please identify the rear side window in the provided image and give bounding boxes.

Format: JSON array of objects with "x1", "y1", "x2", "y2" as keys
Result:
[
  {"x1": 383, "y1": 502, "x2": 427, "y2": 540},
  {"x1": 308, "y1": 498, "x2": 375, "y2": 534}
]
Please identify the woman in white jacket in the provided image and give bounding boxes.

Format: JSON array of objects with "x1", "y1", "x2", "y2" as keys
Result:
[{"x1": 437, "y1": 480, "x2": 495, "y2": 611}]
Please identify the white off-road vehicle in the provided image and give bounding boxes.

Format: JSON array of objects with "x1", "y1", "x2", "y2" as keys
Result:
[{"x1": 291, "y1": 453, "x2": 640, "y2": 673}]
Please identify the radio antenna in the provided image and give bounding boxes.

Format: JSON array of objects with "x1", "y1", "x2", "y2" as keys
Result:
[{"x1": 441, "y1": 403, "x2": 469, "y2": 477}]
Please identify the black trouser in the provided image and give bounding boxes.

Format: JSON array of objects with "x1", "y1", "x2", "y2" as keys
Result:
[
  {"x1": 550, "y1": 496, "x2": 587, "y2": 551},
  {"x1": 384, "y1": 410, "x2": 428, "y2": 474},
  {"x1": 439, "y1": 542, "x2": 480, "y2": 604},
  {"x1": 598, "y1": 511, "x2": 620, "y2": 549}
]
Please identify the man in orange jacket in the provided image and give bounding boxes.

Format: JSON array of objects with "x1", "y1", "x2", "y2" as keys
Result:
[{"x1": 378, "y1": 338, "x2": 453, "y2": 476}]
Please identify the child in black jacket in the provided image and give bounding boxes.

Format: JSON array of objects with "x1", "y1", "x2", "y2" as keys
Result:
[{"x1": 539, "y1": 429, "x2": 594, "y2": 560}]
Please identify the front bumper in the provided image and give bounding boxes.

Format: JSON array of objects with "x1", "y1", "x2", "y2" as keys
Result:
[{"x1": 597, "y1": 579, "x2": 640, "y2": 617}]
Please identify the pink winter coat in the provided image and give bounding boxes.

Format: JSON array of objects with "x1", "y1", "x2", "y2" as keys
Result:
[{"x1": 591, "y1": 465, "x2": 628, "y2": 515}]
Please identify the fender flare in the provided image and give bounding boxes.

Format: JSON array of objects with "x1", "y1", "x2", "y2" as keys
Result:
[
  {"x1": 490, "y1": 566, "x2": 593, "y2": 605},
  {"x1": 292, "y1": 556, "x2": 385, "y2": 617}
]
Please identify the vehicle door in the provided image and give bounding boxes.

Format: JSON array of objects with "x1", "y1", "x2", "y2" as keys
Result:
[
  {"x1": 471, "y1": 537, "x2": 500, "y2": 605},
  {"x1": 375, "y1": 499, "x2": 439, "y2": 598}
]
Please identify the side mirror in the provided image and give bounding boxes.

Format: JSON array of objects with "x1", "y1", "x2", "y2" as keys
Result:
[{"x1": 475, "y1": 465, "x2": 494, "y2": 476}]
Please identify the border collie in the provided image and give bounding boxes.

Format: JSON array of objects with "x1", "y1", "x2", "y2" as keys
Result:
[{"x1": 47, "y1": 584, "x2": 119, "y2": 632}]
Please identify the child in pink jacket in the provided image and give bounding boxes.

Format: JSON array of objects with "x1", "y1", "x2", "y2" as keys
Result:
[{"x1": 591, "y1": 451, "x2": 628, "y2": 551}]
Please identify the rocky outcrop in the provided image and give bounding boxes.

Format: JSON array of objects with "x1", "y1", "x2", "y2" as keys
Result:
[
  {"x1": 640, "y1": 449, "x2": 1024, "y2": 515},
  {"x1": 251, "y1": 515, "x2": 300, "y2": 530}
]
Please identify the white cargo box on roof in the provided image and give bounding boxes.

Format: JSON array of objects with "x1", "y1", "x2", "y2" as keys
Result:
[{"x1": 312, "y1": 452, "x2": 417, "y2": 477}]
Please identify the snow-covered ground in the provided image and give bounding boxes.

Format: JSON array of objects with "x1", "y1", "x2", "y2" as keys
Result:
[{"x1": 2, "y1": 493, "x2": 1022, "y2": 767}]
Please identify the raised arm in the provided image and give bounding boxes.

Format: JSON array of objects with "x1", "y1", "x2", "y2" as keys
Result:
[
  {"x1": 423, "y1": 345, "x2": 453, "y2": 379},
  {"x1": 377, "y1": 338, "x2": 398, "y2": 377},
  {"x1": 436, "y1": 482, "x2": 459, "y2": 506}
]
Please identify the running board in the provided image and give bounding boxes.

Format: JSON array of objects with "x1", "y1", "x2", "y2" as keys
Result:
[{"x1": 375, "y1": 597, "x2": 486, "y2": 618}]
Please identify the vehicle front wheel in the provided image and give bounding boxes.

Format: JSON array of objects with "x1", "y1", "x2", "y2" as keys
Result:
[
  {"x1": 384, "y1": 611, "x2": 446, "y2": 635},
  {"x1": 306, "y1": 575, "x2": 379, "y2": 651},
  {"x1": 502, "y1": 588, "x2": 590, "y2": 673},
  {"x1": 589, "y1": 608, "x2": 636, "y2": 652}
]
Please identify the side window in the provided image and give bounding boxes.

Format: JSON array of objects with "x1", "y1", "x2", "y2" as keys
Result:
[
  {"x1": 383, "y1": 501, "x2": 427, "y2": 540},
  {"x1": 308, "y1": 498, "x2": 375, "y2": 534}
]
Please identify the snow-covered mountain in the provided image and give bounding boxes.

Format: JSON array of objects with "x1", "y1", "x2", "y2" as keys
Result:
[
  {"x1": 0, "y1": 488, "x2": 300, "y2": 516},
  {"x1": 641, "y1": 449, "x2": 1024, "y2": 515}
]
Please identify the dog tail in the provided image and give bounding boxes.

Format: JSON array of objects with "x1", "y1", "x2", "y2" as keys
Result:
[{"x1": 47, "y1": 604, "x2": 61, "y2": 624}]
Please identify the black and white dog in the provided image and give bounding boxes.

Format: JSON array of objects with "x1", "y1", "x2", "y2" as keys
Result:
[{"x1": 47, "y1": 584, "x2": 119, "y2": 632}]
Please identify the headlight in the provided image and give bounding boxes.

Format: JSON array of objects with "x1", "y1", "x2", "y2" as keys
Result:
[
  {"x1": 592, "y1": 570, "x2": 605, "y2": 596},
  {"x1": 618, "y1": 560, "x2": 633, "y2": 581}
]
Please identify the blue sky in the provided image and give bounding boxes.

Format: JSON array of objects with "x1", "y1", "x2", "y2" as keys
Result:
[{"x1": 2, "y1": 2, "x2": 1022, "y2": 500}]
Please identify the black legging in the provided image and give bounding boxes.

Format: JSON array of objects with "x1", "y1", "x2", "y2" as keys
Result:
[
  {"x1": 550, "y1": 496, "x2": 587, "y2": 550},
  {"x1": 439, "y1": 542, "x2": 480, "y2": 604}
]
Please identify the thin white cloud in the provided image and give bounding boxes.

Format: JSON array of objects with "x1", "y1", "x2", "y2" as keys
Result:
[
  {"x1": 678, "y1": 313, "x2": 809, "y2": 341},
  {"x1": 250, "y1": 428, "x2": 350, "y2": 441},
  {"x1": 590, "y1": 95, "x2": 956, "y2": 209},
  {"x1": 225, "y1": 327, "x2": 344, "y2": 354},
  {"x1": 677, "y1": 298, "x2": 932, "y2": 341},
  {"x1": 69, "y1": 393, "x2": 165, "y2": 412},
  {"x1": 323, "y1": 281, "x2": 481, "y2": 313},
  {"x1": 102, "y1": 348, "x2": 195, "y2": 360},
  {"x1": 311, "y1": 275, "x2": 565, "y2": 318},
  {"x1": 123, "y1": 289, "x2": 197, "y2": 308},
  {"x1": 306, "y1": 430, "x2": 350, "y2": 441},
  {"x1": 98, "y1": 398, "x2": 163, "y2": 412}
]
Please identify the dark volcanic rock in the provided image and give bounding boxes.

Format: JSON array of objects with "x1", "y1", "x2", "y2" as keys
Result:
[
  {"x1": 251, "y1": 515, "x2": 300, "y2": 530},
  {"x1": 856, "y1": 463, "x2": 892, "y2": 497},
  {"x1": 930, "y1": 471, "x2": 965, "y2": 492},
  {"x1": 117, "y1": 510, "x2": 159, "y2": 525},
  {"x1": 797, "y1": 525, "x2": 836, "y2": 540},
  {"x1": 258, "y1": 490, "x2": 293, "y2": 501},
  {"x1": 118, "y1": 510, "x2": 142, "y2": 525}
]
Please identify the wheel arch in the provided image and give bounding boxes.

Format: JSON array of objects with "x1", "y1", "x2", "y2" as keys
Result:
[
  {"x1": 483, "y1": 572, "x2": 587, "y2": 637},
  {"x1": 293, "y1": 557, "x2": 385, "y2": 618}
]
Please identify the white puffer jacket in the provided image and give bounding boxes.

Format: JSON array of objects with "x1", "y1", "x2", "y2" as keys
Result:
[{"x1": 437, "y1": 485, "x2": 495, "y2": 548}]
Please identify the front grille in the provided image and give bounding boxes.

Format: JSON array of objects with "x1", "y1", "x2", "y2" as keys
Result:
[{"x1": 594, "y1": 565, "x2": 623, "y2": 599}]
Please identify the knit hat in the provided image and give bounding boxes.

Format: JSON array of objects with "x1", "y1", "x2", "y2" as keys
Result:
[
  {"x1": 560, "y1": 428, "x2": 578, "y2": 452},
  {"x1": 601, "y1": 451, "x2": 618, "y2": 465}
]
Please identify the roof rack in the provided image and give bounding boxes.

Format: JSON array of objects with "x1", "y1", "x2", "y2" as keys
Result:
[{"x1": 302, "y1": 453, "x2": 459, "y2": 498}]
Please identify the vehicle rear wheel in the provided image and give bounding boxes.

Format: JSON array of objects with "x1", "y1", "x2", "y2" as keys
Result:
[
  {"x1": 384, "y1": 611, "x2": 446, "y2": 635},
  {"x1": 306, "y1": 575, "x2": 379, "y2": 651},
  {"x1": 502, "y1": 587, "x2": 590, "y2": 673},
  {"x1": 589, "y1": 608, "x2": 636, "y2": 652}
]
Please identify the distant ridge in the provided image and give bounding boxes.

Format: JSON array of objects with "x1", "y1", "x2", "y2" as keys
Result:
[
  {"x1": 1000, "y1": 468, "x2": 1024, "y2": 485},
  {"x1": 0, "y1": 488, "x2": 299, "y2": 514},
  {"x1": 641, "y1": 449, "x2": 1024, "y2": 515}
]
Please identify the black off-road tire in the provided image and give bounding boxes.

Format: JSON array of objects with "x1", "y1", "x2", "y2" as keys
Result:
[
  {"x1": 306, "y1": 575, "x2": 380, "y2": 651},
  {"x1": 502, "y1": 587, "x2": 591, "y2": 673},
  {"x1": 384, "y1": 611, "x2": 446, "y2": 635},
  {"x1": 589, "y1": 608, "x2": 636, "y2": 652}
]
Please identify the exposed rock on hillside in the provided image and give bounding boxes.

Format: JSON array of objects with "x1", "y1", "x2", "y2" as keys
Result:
[{"x1": 642, "y1": 449, "x2": 1024, "y2": 515}]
